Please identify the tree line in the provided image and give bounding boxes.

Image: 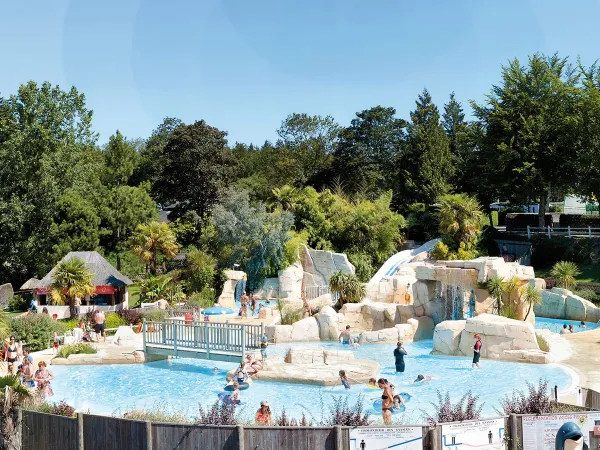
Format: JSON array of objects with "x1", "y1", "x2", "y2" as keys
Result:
[{"x1": 2, "y1": 53, "x2": 600, "y2": 287}]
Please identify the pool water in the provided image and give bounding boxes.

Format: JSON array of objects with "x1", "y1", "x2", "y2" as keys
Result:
[
  {"x1": 535, "y1": 317, "x2": 599, "y2": 334},
  {"x1": 50, "y1": 340, "x2": 575, "y2": 421}
]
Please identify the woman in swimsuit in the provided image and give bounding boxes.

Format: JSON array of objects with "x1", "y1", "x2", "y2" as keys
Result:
[
  {"x1": 35, "y1": 361, "x2": 54, "y2": 398},
  {"x1": 245, "y1": 353, "x2": 263, "y2": 375},
  {"x1": 5, "y1": 336, "x2": 19, "y2": 374},
  {"x1": 472, "y1": 334, "x2": 482, "y2": 369},
  {"x1": 255, "y1": 400, "x2": 271, "y2": 425},
  {"x1": 393, "y1": 341, "x2": 407, "y2": 373},
  {"x1": 377, "y1": 378, "x2": 394, "y2": 424}
]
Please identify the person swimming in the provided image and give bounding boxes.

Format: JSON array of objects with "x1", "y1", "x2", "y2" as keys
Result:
[
  {"x1": 366, "y1": 378, "x2": 378, "y2": 389},
  {"x1": 392, "y1": 395, "x2": 403, "y2": 410},
  {"x1": 414, "y1": 374, "x2": 434, "y2": 383},
  {"x1": 338, "y1": 370, "x2": 351, "y2": 390},
  {"x1": 213, "y1": 367, "x2": 219, "y2": 374},
  {"x1": 339, "y1": 326, "x2": 352, "y2": 345},
  {"x1": 581, "y1": 321, "x2": 586, "y2": 328}
]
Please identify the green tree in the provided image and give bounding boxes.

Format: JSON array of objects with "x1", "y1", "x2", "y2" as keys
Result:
[
  {"x1": 211, "y1": 188, "x2": 293, "y2": 289},
  {"x1": 442, "y1": 93, "x2": 474, "y2": 193},
  {"x1": 277, "y1": 113, "x2": 340, "y2": 184},
  {"x1": 50, "y1": 257, "x2": 96, "y2": 318},
  {"x1": 329, "y1": 271, "x2": 366, "y2": 307},
  {"x1": 401, "y1": 89, "x2": 454, "y2": 206},
  {"x1": 333, "y1": 106, "x2": 406, "y2": 197},
  {"x1": 184, "y1": 247, "x2": 217, "y2": 293},
  {"x1": 102, "y1": 130, "x2": 138, "y2": 187},
  {"x1": 129, "y1": 222, "x2": 179, "y2": 275},
  {"x1": 485, "y1": 276, "x2": 506, "y2": 315},
  {"x1": 0, "y1": 374, "x2": 32, "y2": 450},
  {"x1": 471, "y1": 54, "x2": 581, "y2": 227},
  {"x1": 431, "y1": 193, "x2": 482, "y2": 260},
  {"x1": 153, "y1": 120, "x2": 237, "y2": 220},
  {"x1": 521, "y1": 284, "x2": 542, "y2": 321},
  {"x1": 551, "y1": 261, "x2": 580, "y2": 290}
]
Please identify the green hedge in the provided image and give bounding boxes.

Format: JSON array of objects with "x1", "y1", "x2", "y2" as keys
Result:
[
  {"x1": 506, "y1": 213, "x2": 553, "y2": 231},
  {"x1": 10, "y1": 315, "x2": 67, "y2": 352},
  {"x1": 531, "y1": 236, "x2": 600, "y2": 268},
  {"x1": 559, "y1": 214, "x2": 600, "y2": 227}
]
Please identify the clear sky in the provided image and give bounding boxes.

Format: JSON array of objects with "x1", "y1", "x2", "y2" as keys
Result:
[{"x1": 2, "y1": 0, "x2": 600, "y2": 145}]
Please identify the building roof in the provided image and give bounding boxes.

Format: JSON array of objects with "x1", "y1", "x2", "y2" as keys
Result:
[
  {"x1": 38, "y1": 251, "x2": 133, "y2": 288},
  {"x1": 20, "y1": 278, "x2": 40, "y2": 290}
]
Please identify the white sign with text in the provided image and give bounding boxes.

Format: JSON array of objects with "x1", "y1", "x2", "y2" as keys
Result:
[
  {"x1": 349, "y1": 427, "x2": 423, "y2": 450},
  {"x1": 441, "y1": 418, "x2": 506, "y2": 449}
]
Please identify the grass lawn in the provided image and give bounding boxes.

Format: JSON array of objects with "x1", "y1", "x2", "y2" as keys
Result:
[
  {"x1": 482, "y1": 211, "x2": 499, "y2": 227},
  {"x1": 534, "y1": 264, "x2": 600, "y2": 283},
  {"x1": 128, "y1": 284, "x2": 140, "y2": 308}
]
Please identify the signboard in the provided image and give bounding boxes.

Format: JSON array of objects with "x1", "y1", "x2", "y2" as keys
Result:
[
  {"x1": 349, "y1": 427, "x2": 423, "y2": 450},
  {"x1": 95, "y1": 286, "x2": 117, "y2": 295},
  {"x1": 441, "y1": 418, "x2": 506, "y2": 449},
  {"x1": 522, "y1": 412, "x2": 600, "y2": 450}
]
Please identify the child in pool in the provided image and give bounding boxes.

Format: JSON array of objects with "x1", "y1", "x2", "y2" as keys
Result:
[
  {"x1": 338, "y1": 370, "x2": 351, "y2": 390},
  {"x1": 392, "y1": 395, "x2": 403, "y2": 410},
  {"x1": 414, "y1": 374, "x2": 434, "y2": 383},
  {"x1": 367, "y1": 378, "x2": 378, "y2": 389}
]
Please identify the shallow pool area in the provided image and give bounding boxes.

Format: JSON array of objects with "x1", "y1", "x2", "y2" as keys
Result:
[
  {"x1": 50, "y1": 340, "x2": 575, "y2": 421},
  {"x1": 535, "y1": 316, "x2": 599, "y2": 333}
]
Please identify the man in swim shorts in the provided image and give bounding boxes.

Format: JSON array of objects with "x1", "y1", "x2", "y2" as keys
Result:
[
  {"x1": 93, "y1": 310, "x2": 106, "y2": 342},
  {"x1": 339, "y1": 325, "x2": 351, "y2": 345}
]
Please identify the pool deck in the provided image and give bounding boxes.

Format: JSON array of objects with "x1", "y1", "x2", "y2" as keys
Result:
[{"x1": 562, "y1": 327, "x2": 600, "y2": 393}]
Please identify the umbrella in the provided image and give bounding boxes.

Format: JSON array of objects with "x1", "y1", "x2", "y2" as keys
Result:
[{"x1": 203, "y1": 305, "x2": 235, "y2": 316}]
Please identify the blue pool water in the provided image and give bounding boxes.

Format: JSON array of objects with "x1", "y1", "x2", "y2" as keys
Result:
[
  {"x1": 50, "y1": 340, "x2": 575, "y2": 421},
  {"x1": 535, "y1": 317, "x2": 599, "y2": 334}
]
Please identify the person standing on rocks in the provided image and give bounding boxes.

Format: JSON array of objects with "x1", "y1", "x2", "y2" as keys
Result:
[
  {"x1": 394, "y1": 341, "x2": 407, "y2": 373},
  {"x1": 472, "y1": 334, "x2": 482, "y2": 369}
]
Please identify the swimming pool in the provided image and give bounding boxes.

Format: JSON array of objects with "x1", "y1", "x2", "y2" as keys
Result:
[
  {"x1": 535, "y1": 317, "x2": 599, "y2": 334},
  {"x1": 50, "y1": 339, "x2": 575, "y2": 422}
]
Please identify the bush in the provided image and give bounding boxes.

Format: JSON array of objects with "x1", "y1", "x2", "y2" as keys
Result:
[
  {"x1": 105, "y1": 312, "x2": 127, "y2": 329},
  {"x1": 10, "y1": 315, "x2": 67, "y2": 352},
  {"x1": 497, "y1": 379, "x2": 551, "y2": 415},
  {"x1": 124, "y1": 402, "x2": 191, "y2": 423},
  {"x1": 423, "y1": 390, "x2": 483, "y2": 425},
  {"x1": 50, "y1": 401, "x2": 76, "y2": 417},
  {"x1": 141, "y1": 309, "x2": 169, "y2": 322},
  {"x1": 8, "y1": 295, "x2": 28, "y2": 312},
  {"x1": 187, "y1": 287, "x2": 216, "y2": 309},
  {"x1": 536, "y1": 334, "x2": 550, "y2": 352},
  {"x1": 59, "y1": 318, "x2": 80, "y2": 331},
  {"x1": 506, "y1": 213, "x2": 552, "y2": 231},
  {"x1": 198, "y1": 400, "x2": 237, "y2": 425},
  {"x1": 573, "y1": 288, "x2": 598, "y2": 301},
  {"x1": 348, "y1": 252, "x2": 375, "y2": 283},
  {"x1": 118, "y1": 308, "x2": 143, "y2": 325},
  {"x1": 56, "y1": 343, "x2": 97, "y2": 359},
  {"x1": 277, "y1": 301, "x2": 302, "y2": 325},
  {"x1": 327, "y1": 395, "x2": 371, "y2": 426}
]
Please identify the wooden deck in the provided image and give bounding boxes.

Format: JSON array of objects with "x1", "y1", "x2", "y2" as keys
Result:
[{"x1": 143, "y1": 320, "x2": 264, "y2": 362}]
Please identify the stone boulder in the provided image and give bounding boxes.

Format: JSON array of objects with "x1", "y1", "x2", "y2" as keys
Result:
[
  {"x1": 407, "y1": 316, "x2": 435, "y2": 340},
  {"x1": 310, "y1": 294, "x2": 334, "y2": 311},
  {"x1": 535, "y1": 287, "x2": 600, "y2": 322},
  {"x1": 316, "y1": 306, "x2": 345, "y2": 340},
  {"x1": 111, "y1": 326, "x2": 143, "y2": 347},
  {"x1": 291, "y1": 317, "x2": 320, "y2": 341},
  {"x1": 433, "y1": 320, "x2": 466, "y2": 355},
  {"x1": 358, "y1": 327, "x2": 400, "y2": 344},
  {"x1": 218, "y1": 270, "x2": 246, "y2": 310},
  {"x1": 255, "y1": 277, "x2": 279, "y2": 299},
  {"x1": 278, "y1": 263, "x2": 304, "y2": 299},
  {"x1": 285, "y1": 347, "x2": 325, "y2": 364},
  {"x1": 324, "y1": 349, "x2": 355, "y2": 363},
  {"x1": 265, "y1": 325, "x2": 293, "y2": 343},
  {"x1": 0, "y1": 283, "x2": 13, "y2": 308},
  {"x1": 300, "y1": 245, "x2": 354, "y2": 287}
]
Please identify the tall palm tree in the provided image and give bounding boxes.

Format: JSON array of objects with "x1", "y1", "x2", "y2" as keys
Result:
[
  {"x1": 0, "y1": 375, "x2": 32, "y2": 450},
  {"x1": 51, "y1": 257, "x2": 95, "y2": 318},
  {"x1": 436, "y1": 194, "x2": 483, "y2": 255},
  {"x1": 522, "y1": 284, "x2": 542, "y2": 321},
  {"x1": 551, "y1": 261, "x2": 580, "y2": 290},
  {"x1": 129, "y1": 221, "x2": 179, "y2": 275},
  {"x1": 329, "y1": 271, "x2": 366, "y2": 308}
]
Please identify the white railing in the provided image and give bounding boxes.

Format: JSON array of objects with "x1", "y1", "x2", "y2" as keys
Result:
[
  {"x1": 303, "y1": 285, "x2": 331, "y2": 300},
  {"x1": 511, "y1": 226, "x2": 600, "y2": 238}
]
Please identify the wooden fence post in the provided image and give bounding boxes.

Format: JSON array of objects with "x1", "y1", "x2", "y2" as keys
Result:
[
  {"x1": 237, "y1": 424, "x2": 245, "y2": 450},
  {"x1": 527, "y1": 225, "x2": 531, "y2": 239},
  {"x1": 146, "y1": 421, "x2": 153, "y2": 450},
  {"x1": 429, "y1": 426, "x2": 440, "y2": 450},
  {"x1": 547, "y1": 225, "x2": 551, "y2": 238},
  {"x1": 335, "y1": 425, "x2": 344, "y2": 450},
  {"x1": 241, "y1": 326, "x2": 246, "y2": 356},
  {"x1": 77, "y1": 413, "x2": 84, "y2": 450},
  {"x1": 568, "y1": 225, "x2": 572, "y2": 238},
  {"x1": 510, "y1": 414, "x2": 519, "y2": 450}
]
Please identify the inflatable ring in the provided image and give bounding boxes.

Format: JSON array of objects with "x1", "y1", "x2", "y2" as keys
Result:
[
  {"x1": 399, "y1": 392, "x2": 412, "y2": 402},
  {"x1": 224, "y1": 382, "x2": 249, "y2": 391},
  {"x1": 366, "y1": 404, "x2": 406, "y2": 415}
]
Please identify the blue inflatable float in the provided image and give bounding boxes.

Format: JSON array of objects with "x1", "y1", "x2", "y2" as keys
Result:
[{"x1": 224, "y1": 382, "x2": 250, "y2": 391}]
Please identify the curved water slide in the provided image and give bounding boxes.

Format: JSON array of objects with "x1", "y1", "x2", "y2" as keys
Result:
[{"x1": 369, "y1": 238, "x2": 439, "y2": 284}]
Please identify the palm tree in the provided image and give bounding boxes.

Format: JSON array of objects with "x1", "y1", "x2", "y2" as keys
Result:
[
  {"x1": 486, "y1": 276, "x2": 506, "y2": 315},
  {"x1": 329, "y1": 271, "x2": 366, "y2": 308},
  {"x1": 129, "y1": 221, "x2": 179, "y2": 275},
  {"x1": 51, "y1": 257, "x2": 95, "y2": 318},
  {"x1": 521, "y1": 284, "x2": 542, "y2": 321},
  {"x1": 436, "y1": 194, "x2": 483, "y2": 256},
  {"x1": 0, "y1": 374, "x2": 32, "y2": 450},
  {"x1": 551, "y1": 261, "x2": 580, "y2": 290}
]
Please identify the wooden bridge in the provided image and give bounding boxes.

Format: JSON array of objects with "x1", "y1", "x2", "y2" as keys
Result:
[{"x1": 143, "y1": 320, "x2": 264, "y2": 363}]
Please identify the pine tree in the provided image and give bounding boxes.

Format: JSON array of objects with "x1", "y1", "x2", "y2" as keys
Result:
[
  {"x1": 401, "y1": 89, "x2": 454, "y2": 206},
  {"x1": 442, "y1": 93, "x2": 474, "y2": 192}
]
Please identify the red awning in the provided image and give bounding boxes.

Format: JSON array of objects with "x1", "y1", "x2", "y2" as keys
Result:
[{"x1": 35, "y1": 286, "x2": 117, "y2": 295}]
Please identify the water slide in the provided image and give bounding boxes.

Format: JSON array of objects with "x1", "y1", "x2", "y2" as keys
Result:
[{"x1": 369, "y1": 238, "x2": 439, "y2": 284}]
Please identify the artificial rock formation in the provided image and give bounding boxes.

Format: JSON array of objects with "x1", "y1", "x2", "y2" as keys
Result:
[
  {"x1": 535, "y1": 287, "x2": 600, "y2": 323},
  {"x1": 432, "y1": 314, "x2": 550, "y2": 363},
  {"x1": 0, "y1": 283, "x2": 13, "y2": 308},
  {"x1": 357, "y1": 317, "x2": 434, "y2": 344},
  {"x1": 264, "y1": 316, "x2": 320, "y2": 343},
  {"x1": 300, "y1": 245, "x2": 355, "y2": 289},
  {"x1": 218, "y1": 270, "x2": 246, "y2": 310}
]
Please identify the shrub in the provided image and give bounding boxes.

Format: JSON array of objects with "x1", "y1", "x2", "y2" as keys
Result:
[
  {"x1": 8, "y1": 295, "x2": 28, "y2": 312},
  {"x1": 198, "y1": 400, "x2": 237, "y2": 425},
  {"x1": 50, "y1": 401, "x2": 76, "y2": 417},
  {"x1": 124, "y1": 402, "x2": 190, "y2": 423},
  {"x1": 141, "y1": 309, "x2": 169, "y2": 322},
  {"x1": 10, "y1": 315, "x2": 67, "y2": 352},
  {"x1": 559, "y1": 214, "x2": 600, "y2": 227},
  {"x1": 105, "y1": 312, "x2": 127, "y2": 329},
  {"x1": 573, "y1": 288, "x2": 597, "y2": 301},
  {"x1": 56, "y1": 343, "x2": 97, "y2": 359},
  {"x1": 327, "y1": 395, "x2": 371, "y2": 426},
  {"x1": 551, "y1": 261, "x2": 580, "y2": 290},
  {"x1": 348, "y1": 252, "x2": 375, "y2": 283},
  {"x1": 544, "y1": 278, "x2": 557, "y2": 289},
  {"x1": 187, "y1": 287, "x2": 216, "y2": 309},
  {"x1": 497, "y1": 379, "x2": 551, "y2": 415},
  {"x1": 536, "y1": 333, "x2": 550, "y2": 352},
  {"x1": 118, "y1": 308, "x2": 143, "y2": 325},
  {"x1": 329, "y1": 271, "x2": 365, "y2": 307},
  {"x1": 277, "y1": 302, "x2": 302, "y2": 325},
  {"x1": 423, "y1": 390, "x2": 483, "y2": 425},
  {"x1": 60, "y1": 318, "x2": 80, "y2": 331}
]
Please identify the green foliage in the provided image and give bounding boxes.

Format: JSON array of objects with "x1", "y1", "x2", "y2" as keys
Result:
[
  {"x1": 211, "y1": 188, "x2": 293, "y2": 289},
  {"x1": 277, "y1": 301, "x2": 303, "y2": 325},
  {"x1": 105, "y1": 312, "x2": 127, "y2": 329},
  {"x1": 141, "y1": 309, "x2": 169, "y2": 322},
  {"x1": 284, "y1": 230, "x2": 308, "y2": 268},
  {"x1": 9, "y1": 315, "x2": 66, "y2": 352},
  {"x1": 104, "y1": 250, "x2": 146, "y2": 280},
  {"x1": 521, "y1": 284, "x2": 542, "y2": 321},
  {"x1": 56, "y1": 343, "x2": 97, "y2": 359},
  {"x1": 153, "y1": 120, "x2": 237, "y2": 220},
  {"x1": 183, "y1": 247, "x2": 217, "y2": 293},
  {"x1": 348, "y1": 252, "x2": 375, "y2": 283},
  {"x1": 573, "y1": 288, "x2": 599, "y2": 302},
  {"x1": 123, "y1": 402, "x2": 191, "y2": 423},
  {"x1": 137, "y1": 274, "x2": 183, "y2": 305},
  {"x1": 434, "y1": 193, "x2": 482, "y2": 260},
  {"x1": 551, "y1": 261, "x2": 581, "y2": 290},
  {"x1": 406, "y1": 203, "x2": 439, "y2": 241},
  {"x1": 129, "y1": 221, "x2": 179, "y2": 275},
  {"x1": 50, "y1": 257, "x2": 95, "y2": 317},
  {"x1": 536, "y1": 334, "x2": 550, "y2": 352},
  {"x1": 329, "y1": 271, "x2": 366, "y2": 307},
  {"x1": 59, "y1": 318, "x2": 80, "y2": 331},
  {"x1": 187, "y1": 287, "x2": 217, "y2": 309},
  {"x1": 102, "y1": 130, "x2": 138, "y2": 187},
  {"x1": 8, "y1": 295, "x2": 28, "y2": 312}
]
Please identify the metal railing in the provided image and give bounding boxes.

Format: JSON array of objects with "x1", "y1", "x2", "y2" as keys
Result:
[
  {"x1": 303, "y1": 285, "x2": 331, "y2": 300},
  {"x1": 143, "y1": 321, "x2": 263, "y2": 357},
  {"x1": 511, "y1": 225, "x2": 600, "y2": 238}
]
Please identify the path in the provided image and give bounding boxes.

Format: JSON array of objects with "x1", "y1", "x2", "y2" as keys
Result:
[{"x1": 563, "y1": 328, "x2": 600, "y2": 393}]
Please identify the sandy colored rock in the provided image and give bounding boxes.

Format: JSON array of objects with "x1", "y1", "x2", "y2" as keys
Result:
[
  {"x1": 324, "y1": 349, "x2": 355, "y2": 363},
  {"x1": 278, "y1": 263, "x2": 304, "y2": 299},
  {"x1": 111, "y1": 326, "x2": 143, "y2": 347},
  {"x1": 407, "y1": 316, "x2": 435, "y2": 340},
  {"x1": 290, "y1": 317, "x2": 320, "y2": 341},
  {"x1": 0, "y1": 283, "x2": 13, "y2": 308},
  {"x1": 316, "y1": 306, "x2": 345, "y2": 340},
  {"x1": 300, "y1": 245, "x2": 355, "y2": 287},
  {"x1": 218, "y1": 270, "x2": 246, "y2": 310},
  {"x1": 285, "y1": 347, "x2": 325, "y2": 364},
  {"x1": 432, "y1": 320, "x2": 465, "y2": 355},
  {"x1": 310, "y1": 294, "x2": 333, "y2": 310},
  {"x1": 358, "y1": 327, "x2": 399, "y2": 344},
  {"x1": 265, "y1": 324, "x2": 293, "y2": 342}
]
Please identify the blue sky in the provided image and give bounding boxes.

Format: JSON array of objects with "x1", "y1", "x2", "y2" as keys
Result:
[{"x1": 2, "y1": 0, "x2": 600, "y2": 145}]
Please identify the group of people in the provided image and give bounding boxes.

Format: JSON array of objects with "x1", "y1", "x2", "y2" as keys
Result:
[
  {"x1": 560, "y1": 322, "x2": 586, "y2": 334},
  {"x1": 2, "y1": 336, "x2": 54, "y2": 398},
  {"x1": 238, "y1": 294, "x2": 262, "y2": 318}
]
